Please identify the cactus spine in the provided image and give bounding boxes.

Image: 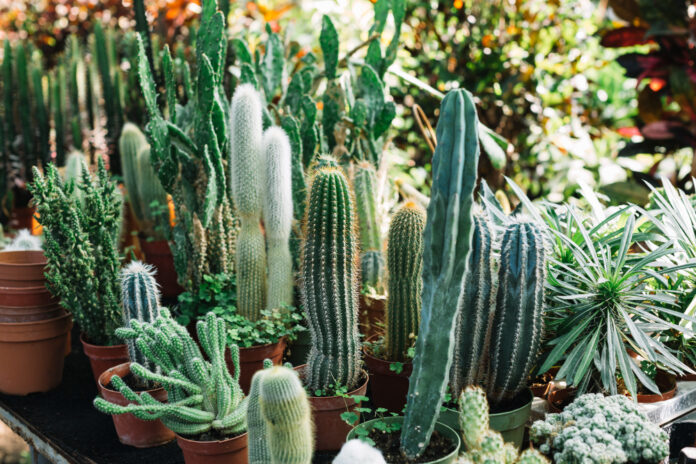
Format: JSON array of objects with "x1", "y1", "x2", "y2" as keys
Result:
[
  {"x1": 354, "y1": 162, "x2": 384, "y2": 289},
  {"x1": 450, "y1": 210, "x2": 497, "y2": 396},
  {"x1": 384, "y1": 201, "x2": 425, "y2": 361},
  {"x1": 120, "y1": 261, "x2": 160, "y2": 386},
  {"x1": 401, "y1": 89, "x2": 480, "y2": 458},
  {"x1": 248, "y1": 366, "x2": 313, "y2": 464},
  {"x1": 301, "y1": 162, "x2": 361, "y2": 391},
  {"x1": 487, "y1": 220, "x2": 546, "y2": 403},
  {"x1": 230, "y1": 84, "x2": 267, "y2": 321},
  {"x1": 263, "y1": 126, "x2": 294, "y2": 310}
]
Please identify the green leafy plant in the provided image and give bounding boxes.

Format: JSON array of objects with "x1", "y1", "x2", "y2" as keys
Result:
[{"x1": 29, "y1": 159, "x2": 122, "y2": 346}]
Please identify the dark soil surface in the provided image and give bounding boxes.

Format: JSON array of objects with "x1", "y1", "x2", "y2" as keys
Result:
[
  {"x1": 106, "y1": 372, "x2": 154, "y2": 393},
  {"x1": 370, "y1": 429, "x2": 456, "y2": 463}
]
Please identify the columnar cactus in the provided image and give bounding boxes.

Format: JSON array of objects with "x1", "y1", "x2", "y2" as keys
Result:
[
  {"x1": 248, "y1": 366, "x2": 313, "y2": 464},
  {"x1": 354, "y1": 162, "x2": 384, "y2": 289},
  {"x1": 120, "y1": 261, "x2": 160, "y2": 386},
  {"x1": 120, "y1": 123, "x2": 149, "y2": 225},
  {"x1": 488, "y1": 220, "x2": 546, "y2": 403},
  {"x1": 400, "y1": 89, "x2": 480, "y2": 458},
  {"x1": 93, "y1": 309, "x2": 247, "y2": 436},
  {"x1": 458, "y1": 387, "x2": 489, "y2": 451},
  {"x1": 384, "y1": 201, "x2": 425, "y2": 361},
  {"x1": 248, "y1": 364, "x2": 272, "y2": 464},
  {"x1": 263, "y1": 126, "x2": 294, "y2": 311},
  {"x1": 450, "y1": 210, "x2": 497, "y2": 396},
  {"x1": 63, "y1": 151, "x2": 86, "y2": 204},
  {"x1": 230, "y1": 84, "x2": 267, "y2": 321},
  {"x1": 301, "y1": 162, "x2": 361, "y2": 391}
]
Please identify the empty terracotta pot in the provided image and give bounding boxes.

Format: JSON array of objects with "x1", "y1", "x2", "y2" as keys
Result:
[
  {"x1": 0, "y1": 311, "x2": 72, "y2": 395},
  {"x1": 0, "y1": 251, "x2": 48, "y2": 287},
  {"x1": 227, "y1": 338, "x2": 287, "y2": 394},
  {"x1": 139, "y1": 238, "x2": 184, "y2": 299},
  {"x1": 176, "y1": 432, "x2": 248, "y2": 464},
  {"x1": 298, "y1": 365, "x2": 369, "y2": 451},
  {"x1": 81, "y1": 334, "x2": 129, "y2": 383},
  {"x1": 98, "y1": 362, "x2": 175, "y2": 448},
  {"x1": 363, "y1": 348, "x2": 412, "y2": 414}
]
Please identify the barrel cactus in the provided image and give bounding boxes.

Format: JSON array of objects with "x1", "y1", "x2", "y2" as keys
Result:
[
  {"x1": 354, "y1": 162, "x2": 384, "y2": 290},
  {"x1": 301, "y1": 161, "x2": 361, "y2": 391},
  {"x1": 400, "y1": 89, "x2": 480, "y2": 458},
  {"x1": 263, "y1": 126, "x2": 294, "y2": 311},
  {"x1": 384, "y1": 201, "x2": 426, "y2": 361},
  {"x1": 248, "y1": 366, "x2": 313, "y2": 464},
  {"x1": 487, "y1": 220, "x2": 546, "y2": 403},
  {"x1": 230, "y1": 84, "x2": 267, "y2": 321},
  {"x1": 450, "y1": 210, "x2": 497, "y2": 397},
  {"x1": 120, "y1": 261, "x2": 160, "y2": 387}
]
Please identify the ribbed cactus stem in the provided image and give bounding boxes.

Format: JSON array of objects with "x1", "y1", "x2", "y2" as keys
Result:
[
  {"x1": 450, "y1": 210, "x2": 496, "y2": 396},
  {"x1": 384, "y1": 201, "x2": 425, "y2": 361},
  {"x1": 400, "y1": 89, "x2": 480, "y2": 458},
  {"x1": 301, "y1": 163, "x2": 361, "y2": 391},
  {"x1": 488, "y1": 220, "x2": 546, "y2": 404},
  {"x1": 120, "y1": 261, "x2": 161, "y2": 382},
  {"x1": 63, "y1": 151, "x2": 86, "y2": 204},
  {"x1": 120, "y1": 123, "x2": 149, "y2": 226},
  {"x1": 230, "y1": 84, "x2": 266, "y2": 321},
  {"x1": 248, "y1": 369, "x2": 271, "y2": 464},
  {"x1": 354, "y1": 162, "x2": 384, "y2": 289},
  {"x1": 263, "y1": 126, "x2": 294, "y2": 310},
  {"x1": 136, "y1": 145, "x2": 170, "y2": 239},
  {"x1": 260, "y1": 366, "x2": 313, "y2": 464}
]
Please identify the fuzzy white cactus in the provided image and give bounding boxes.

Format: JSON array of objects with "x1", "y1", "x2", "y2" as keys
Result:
[
  {"x1": 333, "y1": 439, "x2": 386, "y2": 464},
  {"x1": 263, "y1": 126, "x2": 294, "y2": 310},
  {"x1": 5, "y1": 229, "x2": 42, "y2": 251}
]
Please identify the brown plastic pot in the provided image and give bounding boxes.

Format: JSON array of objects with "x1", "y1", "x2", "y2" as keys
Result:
[
  {"x1": 140, "y1": 238, "x2": 184, "y2": 299},
  {"x1": 548, "y1": 387, "x2": 577, "y2": 413},
  {"x1": 0, "y1": 311, "x2": 72, "y2": 395},
  {"x1": 80, "y1": 334, "x2": 129, "y2": 383},
  {"x1": 297, "y1": 365, "x2": 370, "y2": 451},
  {"x1": 359, "y1": 294, "x2": 386, "y2": 339},
  {"x1": 0, "y1": 251, "x2": 47, "y2": 287},
  {"x1": 10, "y1": 206, "x2": 35, "y2": 231},
  {"x1": 176, "y1": 432, "x2": 248, "y2": 464},
  {"x1": 98, "y1": 362, "x2": 175, "y2": 448},
  {"x1": 226, "y1": 338, "x2": 287, "y2": 394},
  {"x1": 0, "y1": 304, "x2": 62, "y2": 323},
  {"x1": 637, "y1": 371, "x2": 677, "y2": 403},
  {"x1": 363, "y1": 344, "x2": 411, "y2": 413}
]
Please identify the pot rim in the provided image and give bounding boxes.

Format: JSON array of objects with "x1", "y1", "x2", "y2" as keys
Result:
[
  {"x1": 175, "y1": 431, "x2": 248, "y2": 447},
  {"x1": 80, "y1": 333, "x2": 128, "y2": 351},
  {"x1": 0, "y1": 250, "x2": 46, "y2": 267},
  {"x1": 302, "y1": 368, "x2": 370, "y2": 401},
  {"x1": 97, "y1": 362, "x2": 166, "y2": 395},
  {"x1": 348, "y1": 416, "x2": 461, "y2": 463},
  {"x1": 238, "y1": 336, "x2": 288, "y2": 351},
  {"x1": 0, "y1": 310, "x2": 72, "y2": 342},
  {"x1": 444, "y1": 388, "x2": 534, "y2": 417}
]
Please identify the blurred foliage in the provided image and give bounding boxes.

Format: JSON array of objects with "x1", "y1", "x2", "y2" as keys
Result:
[
  {"x1": 604, "y1": 0, "x2": 696, "y2": 191},
  {"x1": 393, "y1": 0, "x2": 639, "y2": 201}
]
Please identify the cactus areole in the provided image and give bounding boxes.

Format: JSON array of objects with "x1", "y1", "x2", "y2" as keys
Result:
[{"x1": 400, "y1": 89, "x2": 480, "y2": 458}]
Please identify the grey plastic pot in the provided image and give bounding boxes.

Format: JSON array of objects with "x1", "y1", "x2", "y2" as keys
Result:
[
  {"x1": 437, "y1": 388, "x2": 533, "y2": 449},
  {"x1": 347, "y1": 416, "x2": 460, "y2": 464}
]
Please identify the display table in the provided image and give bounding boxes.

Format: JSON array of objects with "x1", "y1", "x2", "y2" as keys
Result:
[{"x1": 0, "y1": 328, "x2": 337, "y2": 463}]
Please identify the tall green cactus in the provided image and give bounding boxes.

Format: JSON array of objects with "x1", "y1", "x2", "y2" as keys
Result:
[
  {"x1": 263, "y1": 126, "x2": 294, "y2": 310},
  {"x1": 52, "y1": 65, "x2": 67, "y2": 166},
  {"x1": 93, "y1": 309, "x2": 247, "y2": 437},
  {"x1": 94, "y1": 21, "x2": 122, "y2": 173},
  {"x1": 384, "y1": 201, "x2": 425, "y2": 361},
  {"x1": 31, "y1": 64, "x2": 49, "y2": 167},
  {"x1": 63, "y1": 151, "x2": 86, "y2": 205},
  {"x1": 230, "y1": 84, "x2": 267, "y2": 321},
  {"x1": 487, "y1": 220, "x2": 546, "y2": 403},
  {"x1": 301, "y1": 162, "x2": 361, "y2": 391},
  {"x1": 400, "y1": 89, "x2": 480, "y2": 458},
  {"x1": 354, "y1": 162, "x2": 384, "y2": 290},
  {"x1": 120, "y1": 123, "x2": 149, "y2": 224},
  {"x1": 450, "y1": 210, "x2": 497, "y2": 397},
  {"x1": 248, "y1": 366, "x2": 313, "y2": 464},
  {"x1": 16, "y1": 42, "x2": 34, "y2": 175},
  {"x1": 120, "y1": 261, "x2": 160, "y2": 387}
]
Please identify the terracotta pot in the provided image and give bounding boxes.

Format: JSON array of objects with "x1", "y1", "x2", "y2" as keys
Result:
[
  {"x1": 0, "y1": 311, "x2": 72, "y2": 395},
  {"x1": 0, "y1": 286, "x2": 56, "y2": 309},
  {"x1": 10, "y1": 206, "x2": 35, "y2": 231},
  {"x1": 227, "y1": 338, "x2": 287, "y2": 394},
  {"x1": 363, "y1": 345, "x2": 412, "y2": 413},
  {"x1": 548, "y1": 387, "x2": 576, "y2": 413},
  {"x1": 637, "y1": 371, "x2": 677, "y2": 403},
  {"x1": 80, "y1": 334, "x2": 129, "y2": 383},
  {"x1": 98, "y1": 362, "x2": 175, "y2": 448},
  {"x1": 0, "y1": 304, "x2": 62, "y2": 323},
  {"x1": 297, "y1": 365, "x2": 369, "y2": 451},
  {"x1": 139, "y1": 238, "x2": 184, "y2": 299},
  {"x1": 176, "y1": 433, "x2": 248, "y2": 464},
  {"x1": 530, "y1": 366, "x2": 559, "y2": 399},
  {"x1": 0, "y1": 251, "x2": 47, "y2": 287},
  {"x1": 359, "y1": 294, "x2": 386, "y2": 339}
]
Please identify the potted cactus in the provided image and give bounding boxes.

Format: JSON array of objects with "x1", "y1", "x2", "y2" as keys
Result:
[
  {"x1": 29, "y1": 159, "x2": 126, "y2": 383},
  {"x1": 94, "y1": 309, "x2": 248, "y2": 463},
  {"x1": 96, "y1": 261, "x2": 175, "y2": 448},
  {"x1": 247, "y1": 364, "x2": 313, "y2": 463},
  {"x1": 119, "y1": 123, "x2": 180, "y2": 299},
  {"x1": 299, "y1": 158, "x2": 369, "y2": 451},
  {"x1": 363, "y1": 200, "x2": 426, "y2": 413}
]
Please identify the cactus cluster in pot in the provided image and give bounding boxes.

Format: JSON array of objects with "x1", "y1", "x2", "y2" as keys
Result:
[
  {"x1": 94, "y1": 309, "x2": 247, "y2": 438},
  {"x1": 301, "y1": 158, "x2": 362, "y2": 392},
  {"x1": 248, "y1": 364, "x2": 313, "y2": 464}
]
